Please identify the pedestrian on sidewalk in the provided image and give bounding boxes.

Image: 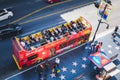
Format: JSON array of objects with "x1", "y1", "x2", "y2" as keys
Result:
[
  {"x1": 95, "y1": 42, "x2": 103, "y2": 52},
  {"x1": 52, "y1": 63, "x2": 60, "y2": 76},
  {"x1": 55, "y1": 57, "x2": 60, "y2": 67},
  {"x1": 90, "y1": 41, "x2": 98, "y2": 53},
  {"x1": 35, "y1": 64, "x2": 44, "y2": 80},
  {"x1": 112, "y1": 26, "x2": 119, "y2": 38},
  {"x1": 43, "y1": 61, "x2": 50, "y2": 80}
]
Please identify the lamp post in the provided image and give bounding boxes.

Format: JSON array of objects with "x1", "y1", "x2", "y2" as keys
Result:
[{"x1": 92, "y1": 4, "x2": 109, "y2": 42}]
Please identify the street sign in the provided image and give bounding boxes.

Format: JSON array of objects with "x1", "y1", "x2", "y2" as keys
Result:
[{"x1": 98, "y1": 0, "x2": 113, "y2": 20}]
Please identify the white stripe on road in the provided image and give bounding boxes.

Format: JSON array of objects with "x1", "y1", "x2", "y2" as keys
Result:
[{"x1": 5, "y1": 28, "x2": 114, "y2": 80}]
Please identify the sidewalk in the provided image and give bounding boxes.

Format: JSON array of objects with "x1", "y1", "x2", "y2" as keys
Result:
[
  {"x1": 7, "y1": 30, "x2": 120, "y2": 80},
  {"x1": 4, "y1": 0, "x2": 120, "y2": 80}
]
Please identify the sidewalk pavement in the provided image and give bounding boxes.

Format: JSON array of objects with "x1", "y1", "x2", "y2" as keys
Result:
[{"x1": 7, "y1": 30, "x2": 120, "y2": 80}]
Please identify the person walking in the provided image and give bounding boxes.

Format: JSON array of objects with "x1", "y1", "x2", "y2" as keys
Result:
[
  {"x1": 90, "y1": 41, "x2": 98, "y2": 53},
  {"x1": 112, "y1": 26, "x2": 119, "y2": 38},
  {"x1": 35, "y1": 64, "x2": 44, "y2": 80},
  {"x1": 52, "y1": 63, "x2": 60, "y2": 76},
  {"x1": 55, "y1": 57, "x2": 60, "y2": 67},
  {"x1": 95, "y1": 42, "x2": 103, "y2": 52}
]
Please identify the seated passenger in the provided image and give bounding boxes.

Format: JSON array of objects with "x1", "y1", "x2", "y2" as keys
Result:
[
  {"x1": 52, "y1": 30, "x2": 56, "y2": 36},
  {"x1": 43, "y1": 30, "x2": 48, "y2": 38},
  {"x1": 82, "y1": 24, "x2": 87, "y2": 30},
  {"x1": 35, "y1": 34, "x2": 41, "y2": 41},
  {"x1": 29, "y1": 35, "x2": 36, "y2": 43},
  {"x1": 20, "y1": 39, "x2": 26, "y2": 47},
  {"x1": 64, "y1": 30, "x2": 69, "y2": 37},
  {"x1": 61, "y1": 24, "x2": 67, "y2": 34},
  {"x1": 20, "y1": 39, "x2": 30, "y2": 50},
  {"x1": 67, "y1": 25, "x2": 76, "y2": 34},
  {"x1": 58, "y1": 27, "x2": 62, "y2": 33},
  {"x1": 50, "y1": 36, "x2": 56, "y2": 42},
  {"x1": 76, "y1": 20, "x2": 84, "y2": 30},
  {"x1": 70, "y1": 21, "x2": 78, "y2": 31},
  {"x1": 47, "y1": 30, "x2": 52, "y2": 37}
]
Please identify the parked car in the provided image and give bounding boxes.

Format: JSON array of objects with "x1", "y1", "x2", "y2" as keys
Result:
[
  {"x1": 0, "y1": 9, "x2": 13, "y2": 21},
  {"x1": 46, "y1": 0, "x2": 61, "y2": 4},
  {"x1": 0, "y1": 24, "x2": 22, "y2": 40}
]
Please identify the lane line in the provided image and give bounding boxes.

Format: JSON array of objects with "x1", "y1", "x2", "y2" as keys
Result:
[
  {"x1": 5, "y1": 28, "x2": 114, "y2": 80},
  {"x1": 10, "y1": 0, "x2": 72, "y2": 24},
  {"x1": 19, "y1": 2, "x2": 93, "y2": 25}
]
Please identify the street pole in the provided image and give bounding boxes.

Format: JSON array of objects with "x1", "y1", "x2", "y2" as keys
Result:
[{"x1": 92, "y1": 4, "x2": 108, "y2": 42}]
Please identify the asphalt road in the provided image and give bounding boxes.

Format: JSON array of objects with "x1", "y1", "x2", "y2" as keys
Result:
[{"x1": 0, "y1": 0, "x2": 94, "y2": 79}]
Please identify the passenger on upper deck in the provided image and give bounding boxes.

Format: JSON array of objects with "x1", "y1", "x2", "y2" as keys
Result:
[
  {"x1": 54, "y1": 28, "x2": 61, "y2": 39},
  {"x1": 76, "y1": 19, "x2": 87, "y2": 30},
  {"x1": 29, "y1": 35, "x2": 36, "y2": 43},
  {"x1": 70, "y1": 21, "x2": 79, "y2": 32},
  {"x1": 20, "y1": 38, "x2": 30, "y2": 50},
  {"x1": 76, "y1": 20, "x2": 83, "y2": 30},
  {"x1": 61, "y1": 24, "x2": 67, "y2": 34},
  {"x1": 47, "y1": 30, "x2": 52, "y2": 37}
]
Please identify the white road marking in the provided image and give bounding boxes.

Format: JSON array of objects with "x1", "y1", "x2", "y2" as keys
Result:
[
  {"x1": 108, "y1": 50, "x2": 112, "y2": 54},
  {"x1": 101, "y1": 48, "x2": 104, "y2": 51},
  {"x1": 108, "y1": 45, "x2": 112, "y2": 48},
  {"x1": 115, "y1": 47, "x2": 120, "y2": 50}
]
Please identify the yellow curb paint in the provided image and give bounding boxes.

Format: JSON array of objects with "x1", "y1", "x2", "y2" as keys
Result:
[
  {"x1": 12, "y1": 54, "x2": 22, "y2": 70},
  {"x1": 10, "y1": 0, "x2": 72, "y2": 24},
  {"x1": 20, "y1": 2, "x2": 93, "y2": 25}
]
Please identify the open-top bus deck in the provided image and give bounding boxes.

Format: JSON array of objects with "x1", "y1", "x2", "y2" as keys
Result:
[{"x1": 12, "y1": 16, "x2": 92, "y2": 69}]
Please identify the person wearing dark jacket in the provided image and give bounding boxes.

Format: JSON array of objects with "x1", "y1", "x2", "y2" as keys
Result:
[{"x1": 112, "y1": 26, "x2": 119, "y2": 38}]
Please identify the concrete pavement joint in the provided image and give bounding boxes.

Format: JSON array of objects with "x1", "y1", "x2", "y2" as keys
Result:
[{"x1": 10, "y1": 0, "x2": 72, "y2": 24}]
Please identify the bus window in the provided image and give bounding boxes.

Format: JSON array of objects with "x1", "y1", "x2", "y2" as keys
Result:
[
  {"x1": 69, "y1": 39, "x2": 76, "y2": 45},
  {"x1": 28, "y1": 54, "x2": 37, "y2": 61},
  {"x1": 60, "y1": 42, "x2": 67, "y2": 49},
  {"x1": 50, "y1": 47, "x2": 56, "y2": 56}
]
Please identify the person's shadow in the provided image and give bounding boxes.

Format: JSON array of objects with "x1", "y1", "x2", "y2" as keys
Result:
[
  {"x1": 113, "y1": 38, "x2": 120, "y2": 46},
  {"x1": 116, "y1": 33, "x2": 120, "y2": 38}
]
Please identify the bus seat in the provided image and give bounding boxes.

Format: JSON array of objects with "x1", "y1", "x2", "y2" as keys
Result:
[
  {"x1": 36, "y1": 32, "x2": 42, "y2": 40},
  {"x1": 23, "y1": 36, "x2": 31, "y2": 44},
  {"x1": 67, "y1": 22, "x2": 71, "y2": 27},
  {"x1": 64, "y1": 23, "x2": 69, "y2": 28},
  {"x1": 30, "y1": 34, "x2": 37, "y2": 42},
  {"x1": 49, "y1": 28, "x2": 54, "y2": 33}
]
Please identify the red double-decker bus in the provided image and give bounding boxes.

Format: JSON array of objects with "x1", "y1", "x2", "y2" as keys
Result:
[{"x1": 12, "y1": 16, "x2": 92, "y2": 70}]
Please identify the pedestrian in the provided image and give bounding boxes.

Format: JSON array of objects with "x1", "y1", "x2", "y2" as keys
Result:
[
  {"x1": 52, "y1": 63, "x2": 60, "y2": 76},
  {"x1": 112, "y1": 26, "x2": 119, "y2": 38},
  {"x1": 43, "y1": 61, "x2": 50, "y2": 80},
  {"x1": 35, "y1": 64, "x2": 44, "y2": 80},
  {"x1": 55, "y1": 57, "x2": 60, "y2": 67},
  {"x1": 90, "y1": 41, "x2": 98, "y2": 53},
  {"x1": 95, "y1": 42, "x2": 103, "y2": 52}
]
